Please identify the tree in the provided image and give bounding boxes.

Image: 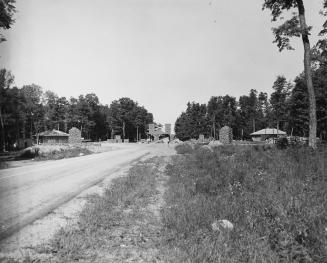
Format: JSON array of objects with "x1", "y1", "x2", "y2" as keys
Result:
[
  {"x1": 269, "y1": 76, "x2": 291, "y2": 131},
  {"x1": 238, "y1": 89, "x2": 259, "y2": 138},
  {"x1": 0, "y1": 0, "x2": 16, "y2": 43},
  {"x1": 108, "y1": 98, "x2": 153, "y2": 141},
  {"x1": 258, "y1": 91, "x2": 271, "y2": 127},
  {"x1": 221, "y1": 95, "x2": 237, "y2": 131},
  {"x1": 207, "y1": 95, "x2": 237, "y2": 139},
  {"x1": 175, "y1": 112, "x2": 192, "y2": 141},
  {"x1": 207, "y1": 96, "x2": 223, "y2": 139},
  {"x1": 134, "y1": 106, "x2": 147, "y2": 141},
  {"x1": 0, "y1": 68, "x2": 14, "y2": 151},
  {"x1": 288, "y1": 75, "x2": 309, "y2": 137},
  {"x1": 20, "y1": 84, "x2": 44, "y2": 138},
  {"x1": 174, "y1": 102, "x2": 210, "y2": 140},
  {"x1": 262, "y1": 0, "x2": 327, "y2": 148},
  {"x1": 289, "y1": 65, "x2": 327, "y2": 140}
]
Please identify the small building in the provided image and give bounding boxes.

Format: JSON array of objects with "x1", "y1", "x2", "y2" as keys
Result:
[
  {"x1": 250, "y1": 128, "x2": 286, "y2": 142},
  {"x1": 38, "y1": 129, "x2": 69, "y2": 144}
]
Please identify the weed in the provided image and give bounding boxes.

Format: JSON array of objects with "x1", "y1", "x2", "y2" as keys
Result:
[
  {"x1": 161, "y1": 145, "x2": 327, "y2": 262},
  {"x1": 44, "y1": 158, "x2": 163, "y2": 262},
  {"x1": 175, "y1": 143, "x2": 194, "y2": 154},
  {"x1": 35, "y1": 147, "x2": 92, "y2": 161}
]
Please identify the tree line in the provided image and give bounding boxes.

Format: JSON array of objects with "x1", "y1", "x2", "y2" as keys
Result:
[
  {"x1": 175, "y1": 0, "x2": 327, "y2": 144},
  {"x1": 0, "y1": 69, "x2": 154, "y2": 151},
  {"x1": 175, "y1": 62, "x2": 327, "y2": 141}
]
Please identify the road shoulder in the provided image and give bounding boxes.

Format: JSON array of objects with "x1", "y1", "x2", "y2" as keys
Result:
[{"x1": 0, "y1": 155, "x2": 172, "y2": 263}]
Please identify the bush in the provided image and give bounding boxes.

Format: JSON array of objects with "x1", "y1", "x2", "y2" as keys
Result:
[
  {"x1": 276, "y1": 136, "x2": 289, "y2": 149},
  {"x1": 36, "y1": 146, "x2": 91, "y2": 160},
  {"x1": 175, "y1": 143, "x2": 194, "y2": 154},
  {"x1": 15, "y1": 146, "x2": 39, "y2": 159}
]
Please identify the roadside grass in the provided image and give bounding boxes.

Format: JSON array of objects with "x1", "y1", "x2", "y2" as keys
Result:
[
  {"x1": 175, "y1": 143, "x2": 193, "y2": 154},
  {"x1": 12, "y1": 145, "x2": 93, "y2": 161},
  {"x1": 161, "y1": 145, "x2": 327, "y2": 262},
  {"x1": 28, "y1": 157, "x2": 164, "y2": 262},
  {"x1": 34, "y1": 146, "x2": 92, "y2": 161}
]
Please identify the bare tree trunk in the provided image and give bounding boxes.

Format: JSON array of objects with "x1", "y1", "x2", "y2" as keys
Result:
[
  {"x1": 122, "y1": 121, "x2": 126, "y2": 140},
  {"x1": 136, "y1": 126, "x2": 139, "y2": 142},
  {"x1": 252, "y1": 118, "x2": 256, "y2": 133},
  {"x1": 213, "y1": 116, "x2": 216, "y2": 139},
  {"x1": 30, "y1": 115, "x2": 33, "y2": 139},
  {"x1": 22, "y1": 120, "x2": 26, "y2": 139},
  {"x1": 0, "y1": 108, "x2": 5, "y2": 152},
  {"x1": 297, "y1": 0, "x2": 317, "y2": 149}
]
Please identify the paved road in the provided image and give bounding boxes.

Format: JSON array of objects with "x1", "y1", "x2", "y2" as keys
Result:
[{"x1": 0, "y1": 144, "x2": 150, "y2": 240}]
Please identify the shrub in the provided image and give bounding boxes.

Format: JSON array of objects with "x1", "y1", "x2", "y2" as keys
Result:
[
  {"x1": 175, "y1": 143, "x2": 193, "y2": 154},
  {"x1": 15, "y1": 146, "x2": 39, "y2": 159},
  {"x1": 276, "y1": 136, "x2": 289, "y2": 149},
  {"x1": 36, "y1": 146, "x2": 91, "y2": 160}
]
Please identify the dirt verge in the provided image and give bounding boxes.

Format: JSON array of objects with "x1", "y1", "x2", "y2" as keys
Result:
[{"x1": 0, "y1": 155, "x2": 172, "y2": 263}]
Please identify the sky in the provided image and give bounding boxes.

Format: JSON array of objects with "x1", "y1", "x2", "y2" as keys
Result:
[{"x1": 0, "y1": 0, "x2": 325, "y2": 127}]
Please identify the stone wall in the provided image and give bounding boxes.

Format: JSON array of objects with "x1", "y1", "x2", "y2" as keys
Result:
[
  {"x1": 69, "y1": 127, "x2": 82, "y2": 144},
  {"x1": 219, "y1": 126, "x2": 233, "y2": 144}
]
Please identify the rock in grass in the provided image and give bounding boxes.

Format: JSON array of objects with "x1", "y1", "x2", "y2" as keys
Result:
[
  {"x1": 200, "y1": 145, "x2": 214, "y2": 152},
  {"x1": 208, "y1": 140, "x2": 223, "y2": 148},
  {"x1": 211, "y1": 219, "x2": 234, "y2": 232}
]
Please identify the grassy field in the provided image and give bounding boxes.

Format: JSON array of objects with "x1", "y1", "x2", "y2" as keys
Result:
[{"x1": 161, "y1": 144, "x2": 327, "y2": 262}]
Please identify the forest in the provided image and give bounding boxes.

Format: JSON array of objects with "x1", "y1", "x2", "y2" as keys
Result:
[
  {"x1": 175, "y1": 61, "x2": 327, "y2": 141},
  {"x1": 0, "y1": 68, "x2": 154, "y2": 151}
]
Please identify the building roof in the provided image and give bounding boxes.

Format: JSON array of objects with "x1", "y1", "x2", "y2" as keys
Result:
[
  {"x1": 250, "y1": 128, "x2": 286, "y2": 136},
  {"x1": 38, "y1": 129, "x2": 69, "y2": 137}
]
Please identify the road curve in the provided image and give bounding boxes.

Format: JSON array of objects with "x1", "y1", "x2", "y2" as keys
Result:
[{"x1": 0, "y1": 144, "x2": 149, "y2": 241}]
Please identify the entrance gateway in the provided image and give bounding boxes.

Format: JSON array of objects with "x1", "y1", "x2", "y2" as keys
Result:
[{"x1": 148, "y1": 123, "x2": 171, "y2": 142}]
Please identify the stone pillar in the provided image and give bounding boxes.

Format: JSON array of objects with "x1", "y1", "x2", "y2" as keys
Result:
[
  {"x1": 219, "y1": 126, "x2": 233, "y2": 144},
  {"x1": 69, "y1": 127, "x2": 82, "y2": 144}
]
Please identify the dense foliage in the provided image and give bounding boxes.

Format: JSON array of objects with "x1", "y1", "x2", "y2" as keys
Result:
[
  {"x1": 0, "y1": 69, "x2": 153, "y2": 150},
  {"x1": 0, "y1": 0, "x2": 16, "y2": 43},
  {"x1": 175, "y1": 64, "x2": 327, "y2": 141}
]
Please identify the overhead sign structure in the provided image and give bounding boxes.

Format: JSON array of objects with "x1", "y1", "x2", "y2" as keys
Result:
[
  {"x1": 148, "y1": 123, "x2": 172, "y2": 142},
  {"x1": 148, "y1": 124, "x2": 155, "y2": 134},
  {"x1": 165, "y1": 124, "x2": 171, "y2": 135}
]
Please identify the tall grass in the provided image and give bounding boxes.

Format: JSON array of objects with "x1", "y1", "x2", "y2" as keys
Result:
[{"x1": 161, "y1": 145, "x2": 327, "y2": 262}]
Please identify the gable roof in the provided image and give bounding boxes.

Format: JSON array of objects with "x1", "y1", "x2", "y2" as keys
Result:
[
  {"x1": 250, "y1": 128, "x2": 286, "y2": 136},
  {"x1": 38, "y1": 129, "x2": 69, "y2": 137}
]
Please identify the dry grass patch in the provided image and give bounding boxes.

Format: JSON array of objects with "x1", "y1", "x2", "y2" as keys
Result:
[{"x1": 17, "y1": 157, "x2": 171, "y2": 263}]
